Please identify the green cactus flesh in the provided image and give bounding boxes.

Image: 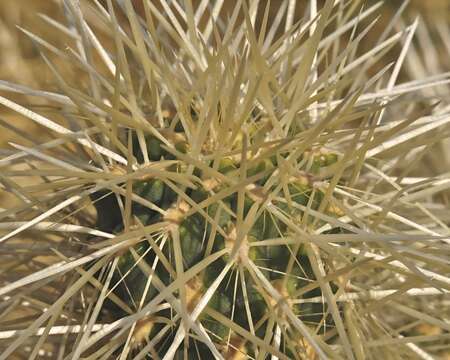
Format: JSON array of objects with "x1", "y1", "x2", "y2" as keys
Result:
[{"x1": 93, "y1": 133, "x2": 340, "y2": 358}]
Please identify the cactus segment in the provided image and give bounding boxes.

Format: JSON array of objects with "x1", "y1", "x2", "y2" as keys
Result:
[
  {"x1": 95, "y1": 138, "x2": 338, "y2": 356},
  {"x1": 2, "y1": 1, "x2": 447, "y2": 358}
]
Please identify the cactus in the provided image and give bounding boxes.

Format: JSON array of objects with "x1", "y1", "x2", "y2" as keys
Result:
[{"x1": 0, "y1": 1, "x2": 450, "y2": 359}]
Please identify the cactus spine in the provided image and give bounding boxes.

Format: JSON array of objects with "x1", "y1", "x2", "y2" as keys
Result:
[{"x1": 1, "y1": 1, "x2": 449, "y2": 359}]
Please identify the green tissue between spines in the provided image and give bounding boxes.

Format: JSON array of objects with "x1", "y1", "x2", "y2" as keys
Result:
[{"x1": 92, "y1": 132, "x2": 339, "y2": 354}]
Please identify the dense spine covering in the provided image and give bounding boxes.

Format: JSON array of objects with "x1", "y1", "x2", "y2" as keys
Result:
[
  {"x1": 96, "y1": 133, "x2": 336, "y2": 357},
  {"x1": 0, "y1": 1, "x2": 449, "y2": 359}
]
